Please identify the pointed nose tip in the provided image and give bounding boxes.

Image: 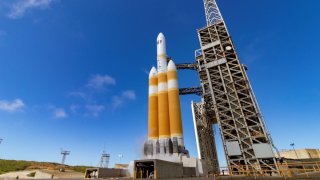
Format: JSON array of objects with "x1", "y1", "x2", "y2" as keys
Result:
[
  {"x1": 157, "y1": 32, "x2": 165, "y2": 41},
  {"x1": 149, "y1": 67, "x2": 158, "y2": 78},
  {"x1": 167, "y1": 60, "x2": 176, "y2": 70}
]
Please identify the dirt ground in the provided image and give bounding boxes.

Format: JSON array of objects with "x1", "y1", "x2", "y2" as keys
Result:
[{"x1": 0, "y1": 169, "x2": 84, "y2": 179}]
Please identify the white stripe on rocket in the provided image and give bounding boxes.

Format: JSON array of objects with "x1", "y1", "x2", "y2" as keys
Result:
[
  {"x1": 149, "y1": 86, "x2": 158, "y2": 95},
  {"x1": 158, "y1": 83, "x2": 168, "y2": 92},
  {"x1": 168, "y1": 80, "x2": 178, "y2": 89}
]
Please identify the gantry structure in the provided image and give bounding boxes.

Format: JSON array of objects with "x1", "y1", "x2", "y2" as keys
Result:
[
  {"x1": 178, "y1": 0, "x2": 278, "y2": 175},
  {"x1": 100, "y1": 151, "x2": 110, "y2": 168}
]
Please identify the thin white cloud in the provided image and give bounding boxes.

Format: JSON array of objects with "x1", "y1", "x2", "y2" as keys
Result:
[
  {"x1": 122, "y1": 90, "x2": 136, "y2": 100},
  {"x1": 68, "y1": 91, "x2": 88, "y2": 100},
  {"x1": 85, "y1": 104, "x2": 105, "y2": 117},
  {"x1": 112, "y1": 90, "x2": 136, "y2": 109},
  {"x1": 7, "y1": 0, "x2": 55, "y2": 19},
  {"x1": 0, "y1": 99, "x2": 25, "y2": 112},
  {"x1": 86, "y1": 74, "x2": 116, "y2": 90},
  {"x1": 53, "y1": 108, "x2": 67, "y2": 118}
]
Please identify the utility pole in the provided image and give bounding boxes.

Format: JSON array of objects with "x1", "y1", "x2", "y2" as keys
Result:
[
  {"x1": 290, "y1": 143, "x2": 299, "y2": 159},
  {"x1": 60, "y1": 149, "x2": 70, "y2": 172}
]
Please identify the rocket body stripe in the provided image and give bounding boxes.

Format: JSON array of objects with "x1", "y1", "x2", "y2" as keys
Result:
[
  {"x1": 149, "y1": 86, "x2": 158, "y2": 95},
  {"x1": 149, "y1": 78, "x2": 158, "y2": 86},
  {"x1": 158, "y1": 83, "x2": 168, "y2": 92},
  {"x1": 157, "y1": 73, "x2": 167, "y2": 83},
  {"x1": 168, "y1": 80, "x2": 178, "y2": 89},
  {"x1": 148, "y1": 67, "x2": 159, "y2": 140},
  {"x1": 167, "y1": 71, "x2": 178, "y2": 80}
]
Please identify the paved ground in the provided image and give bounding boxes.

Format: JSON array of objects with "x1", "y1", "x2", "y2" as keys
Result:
[{"x1": 1, "y1": 172, "x2": 319, "y2": 180}]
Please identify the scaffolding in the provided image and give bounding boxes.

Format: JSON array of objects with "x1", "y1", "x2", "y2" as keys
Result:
[
  {"x1": 194, "y1": 20, "x2": 278, "y2": 175},
  {"x1": 100, "y1": 151, "x2": 110, "y2": 168},
  {"x1": 176, "y1": 0, "x2": 280, "y2": 175},
  {"x1": 191, "y1": 101, "x2": 219, "y2": 174}
]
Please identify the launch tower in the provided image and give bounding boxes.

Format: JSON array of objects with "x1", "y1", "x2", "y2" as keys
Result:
[{"x1": 178, "y1": 0, "x2": 279, "y2": 175}]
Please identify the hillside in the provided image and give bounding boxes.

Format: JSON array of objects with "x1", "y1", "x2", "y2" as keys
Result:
[{"x1": 0, "y1": 159, "x2": 91, "y2": 175}]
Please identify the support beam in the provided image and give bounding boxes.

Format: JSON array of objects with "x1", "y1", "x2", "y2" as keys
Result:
[{"x1": 179, "y1": 87, "x2": 202, "y2": 96}]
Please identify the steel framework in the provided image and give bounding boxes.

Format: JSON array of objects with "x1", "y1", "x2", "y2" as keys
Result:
[
  {"x1": 100, "y1": 151, "x2": 110, "y2": 168},
  {"x1": 203, "y1": 0, "x2": 223, "y2": 26},
  {"x1": 172, "y1": 0, "x2": 278, "y2": 175},
  {"x1": 187, "y1": 0, "x2": 279, "y2": 175},
  {"x1": 191, "y1": 101, "x2": 220, "y2": 174},
  {"x1": 179, "y1": 87, "x2": 202, "y2": 96},
  {"x1": 176, "y1": 63, "x2": 198, "y2": 70},
  {"x1": 195, "y1": 21, "x2": 278, "y2": 174}
]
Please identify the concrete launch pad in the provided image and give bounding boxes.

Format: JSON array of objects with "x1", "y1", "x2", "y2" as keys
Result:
[{"x1": 133, "y1": 157, "x2": 208, "y2": 179}]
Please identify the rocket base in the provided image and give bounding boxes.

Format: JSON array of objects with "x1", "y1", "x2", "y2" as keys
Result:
[
  {"x1": 144, "y1": 138, "x2": 189, "y2": 157},
  {"x1": 137, "y1": 141, "x2": 207, "y2": 178}
]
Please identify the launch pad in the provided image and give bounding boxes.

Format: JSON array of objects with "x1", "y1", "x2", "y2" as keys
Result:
[{"x1": 134, "y1": 158, "x2": 207, "y2": 179}]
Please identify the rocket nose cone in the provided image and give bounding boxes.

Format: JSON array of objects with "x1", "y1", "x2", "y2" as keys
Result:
[
  {"x1": 157, "y1": 32, "x2": 165, "y2": 41},
  {"x1": 149, "y1": 67, "x2": 158, "y2": 78},
  {"x1": 167, "y1": 60, "x2": 176, "y2": 71}
]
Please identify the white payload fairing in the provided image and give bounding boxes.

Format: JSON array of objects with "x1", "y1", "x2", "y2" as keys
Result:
[{"x1": 145, "y1": 33, "x2": 188, "y2": 156}]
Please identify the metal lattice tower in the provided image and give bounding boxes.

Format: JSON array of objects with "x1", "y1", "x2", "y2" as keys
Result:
[
  {"x1": 203, "y1": 0, "x2": 223, "y2": 26},
  {"x1": 191, "y1": 101, "x2": 220, "y2": 174},
  {"x1": 61, "y1": 149, "x2": 70, "y2": 165},
  {"x1": 100, "y1": 151, "x2": 110, "y2": 168},
  {"x1": 189, "y1": 0, "x2": 279, "y2": 175}
]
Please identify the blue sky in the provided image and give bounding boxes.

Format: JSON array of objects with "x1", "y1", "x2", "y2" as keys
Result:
[{"x1": 0, "y1": 0, "x2": 319, "y2": 167}]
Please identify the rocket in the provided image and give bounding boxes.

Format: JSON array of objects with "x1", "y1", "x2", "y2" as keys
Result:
[
  {"x1": 146, "y1": 33, "x2": 186, "y2": 156},
  {"x1": 167, "y1": 60, "x2": 184, "y2": 147},
  {"x1": 156, "y1": 33, "x2": 171, "y2": 155},
  {"x1": 148, "y1": 67, "x2": 159, "y2": 155},
  {"x1": 148, "y1": 67, "x2": 158, "y2": 141}
]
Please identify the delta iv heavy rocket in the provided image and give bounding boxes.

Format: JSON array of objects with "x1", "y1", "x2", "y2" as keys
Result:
[{"x1": 145, "y1": 33, "x2": 188, "y2": 157}]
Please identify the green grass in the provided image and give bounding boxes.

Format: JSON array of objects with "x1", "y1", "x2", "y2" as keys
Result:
[
  {"x1": 0, "y1": 160, "x2": 32, "y2": 174},
  {"x1": 0, "y1": 159, "x2": 93, "y2": 175}
]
